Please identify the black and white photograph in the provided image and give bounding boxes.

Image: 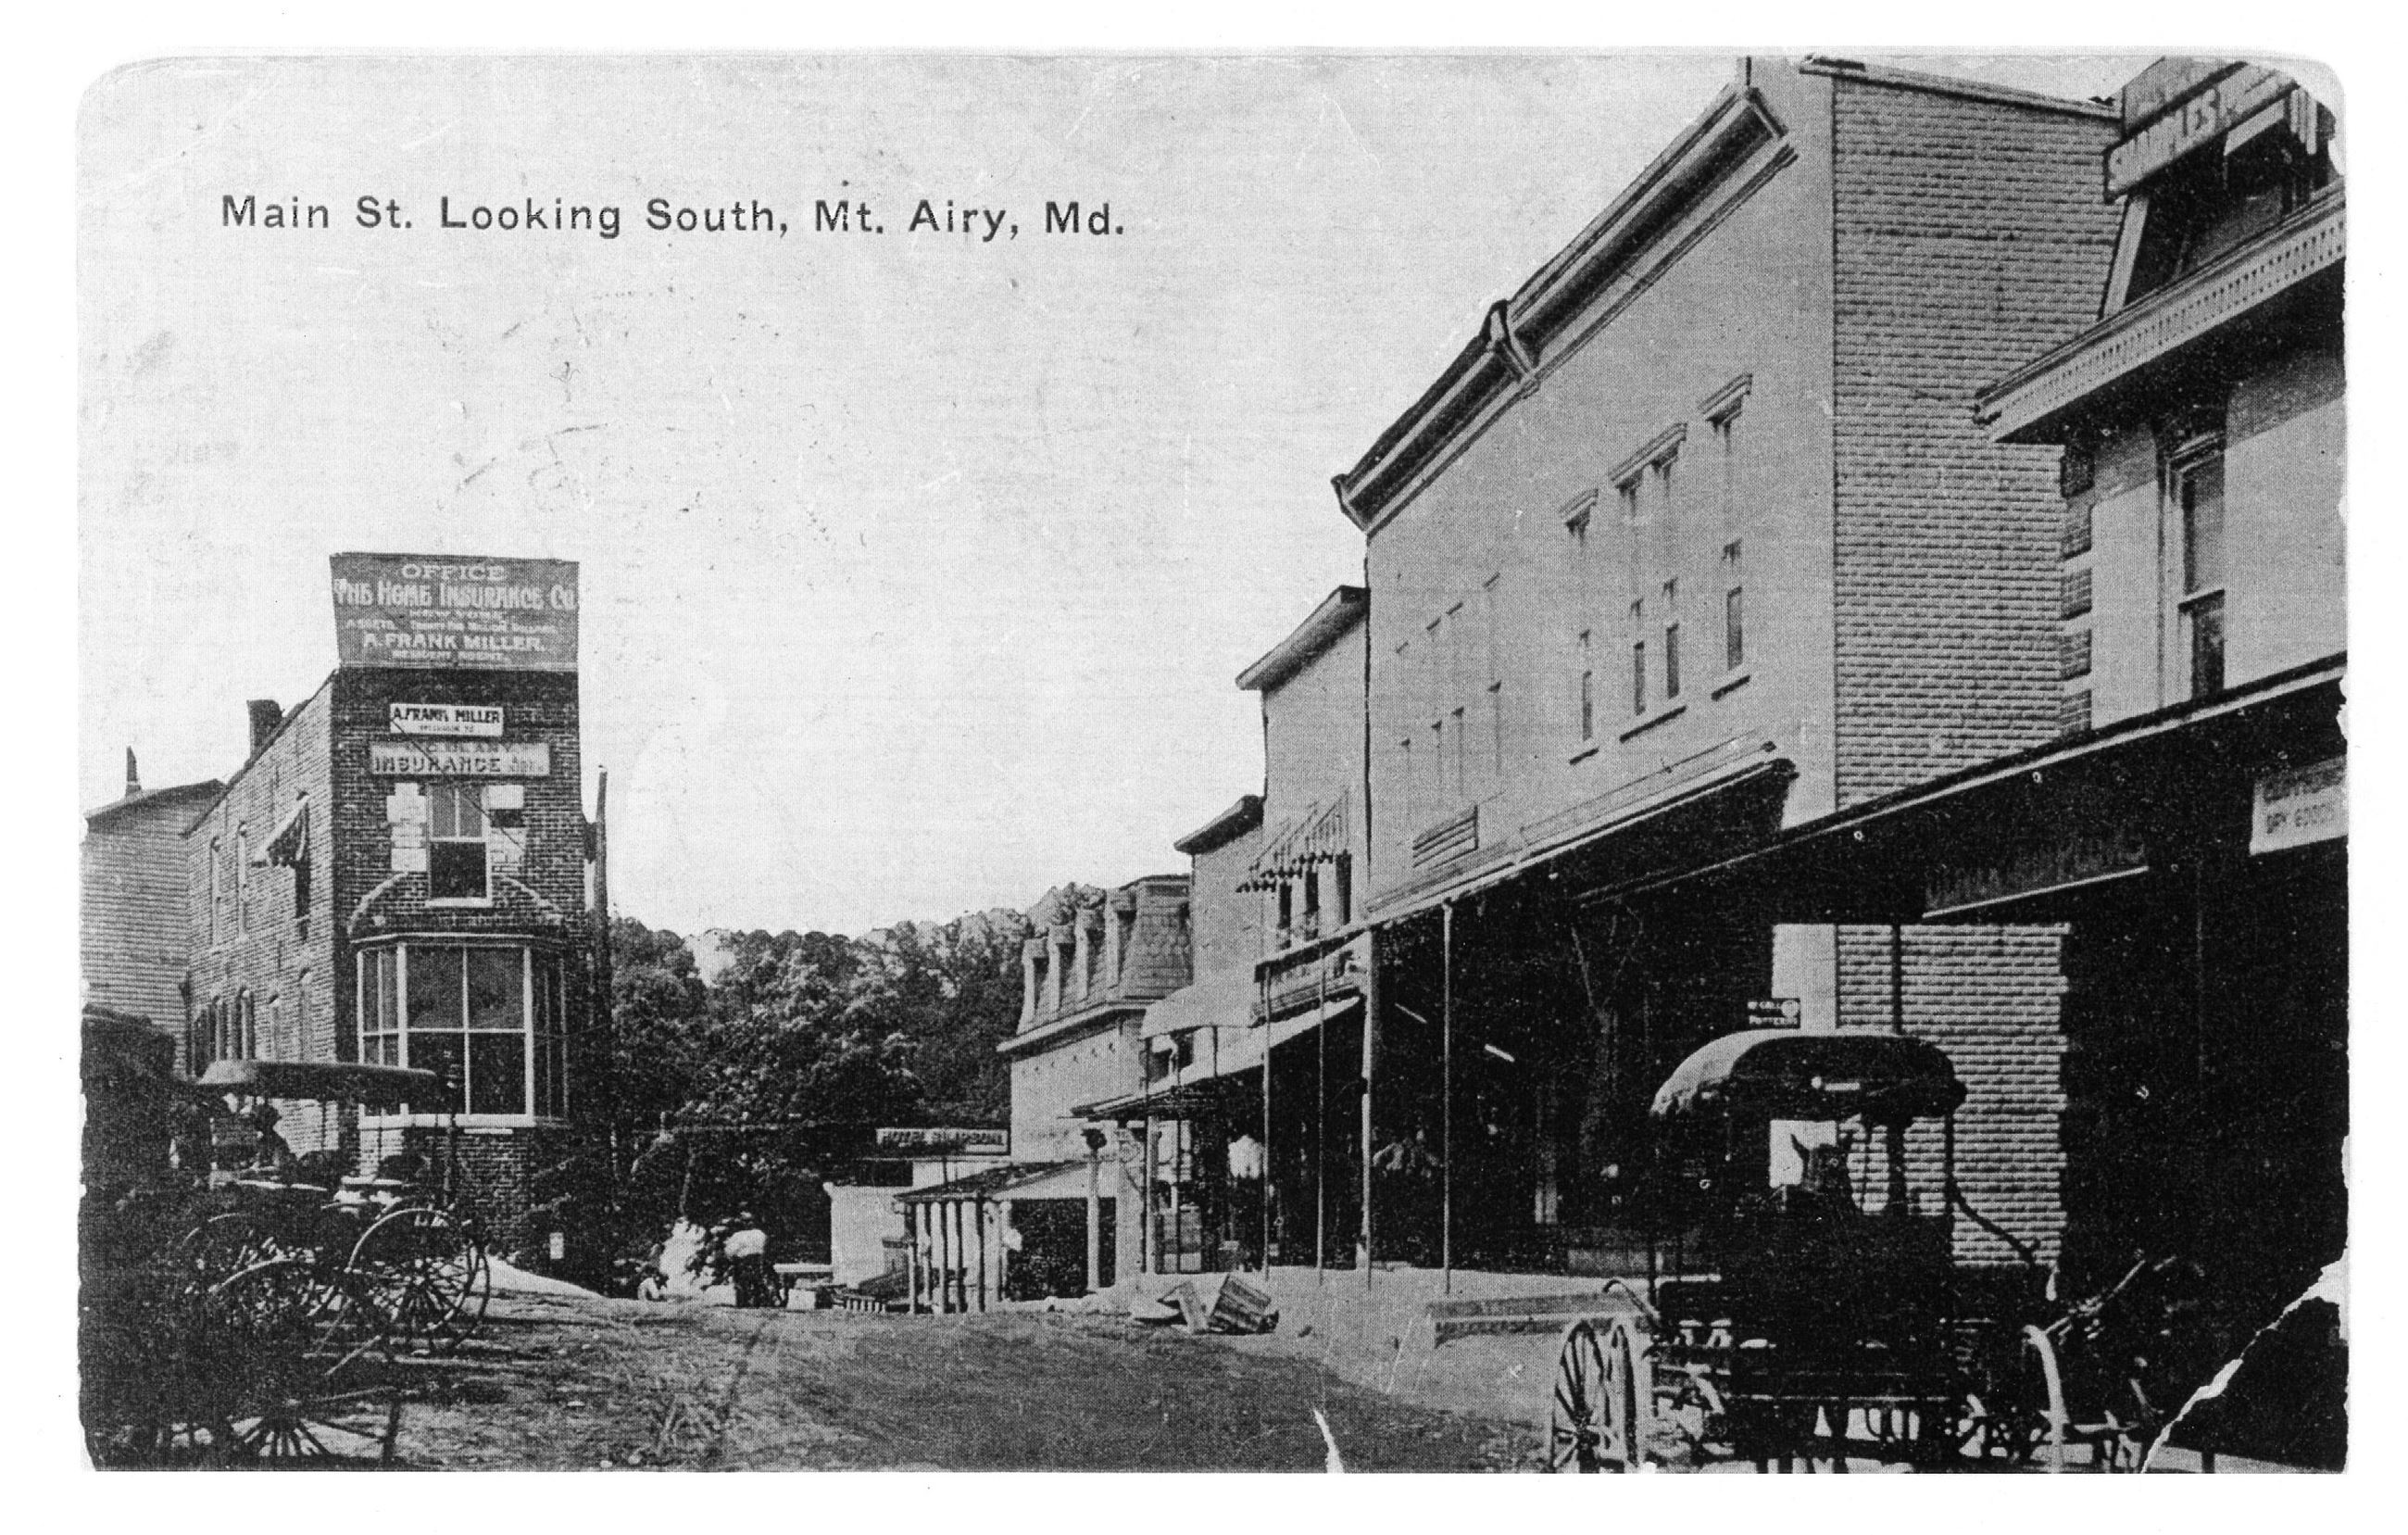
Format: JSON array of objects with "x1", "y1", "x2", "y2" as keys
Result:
[{"x1": 69, "y1": 43, "x2": 2351, "y2": 1474}]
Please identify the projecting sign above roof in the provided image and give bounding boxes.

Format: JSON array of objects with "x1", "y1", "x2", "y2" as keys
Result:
[{"x1": 332, "y1": 553, "x2": 579, "y2": 672}]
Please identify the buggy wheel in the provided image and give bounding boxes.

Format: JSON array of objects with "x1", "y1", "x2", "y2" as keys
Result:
[
  {"x1": 2020, "y1": 1326, "x2": 2071, "y2": 1474},
  {"x1": 175, "y1": 1212, "x2": 282, "y2": 1290},
  {"x1": 348, "y1": 1203, "x2": 490, "y2": 1354},
  {"x1": 1599, "y1": 1316, "x2": 1650, "y2": 1471},
  {"x1": 204, "y1": 1258, "x2": 404, "y2": 1465},
  {"x1": 1544, "y1": 1319, "x2": 1609, "y2": 1471}
]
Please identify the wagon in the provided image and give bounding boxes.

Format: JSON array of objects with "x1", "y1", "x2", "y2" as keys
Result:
[
  {"x1": 180, "y1": 1059, "x2": 495, "y2": 1357},
  {"x1": 1543, "y1": 1028, "x2": 2047, "y2": 1472},
  {"x1": 82, "y1": 1047, "x2": 489, "y2": 1465}
]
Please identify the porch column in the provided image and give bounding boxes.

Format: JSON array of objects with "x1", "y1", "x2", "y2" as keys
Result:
[
  {"x1": 1260, "y1": 965, "x2": 1273, "y2": 1272},
  {"x1": 906, "y1": 1202, "x2": 922, "y2": 1314},
  {"x1": 1441, "y1": 900, "x2": 1454, "y2": 1294},
  {"x1": 1361, "y1": 925, "x2": 1379, "y2": 1290},
  {"x1": 1143, "y1": 1114, "x2": 1160, "y2": 1275},
  {"x1": 975, "y1": 1197, "x2": 989, "y2": 1313},
  {"x1": 1085, "y1": 1137, "x2": 1103, "y2": 1292}
]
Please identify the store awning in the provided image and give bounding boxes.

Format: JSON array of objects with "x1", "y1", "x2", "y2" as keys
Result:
[
  {"x1": 1140, "y1": 967, "x2": 1260, "y2": 1040},
  {"x1": 1240, "y1": 796, "x2": 1349, "y2": 891},
  {"x1": 262, "y1": 799, "x2": 309, "y2": 867},
  {"x1": 198, "y1": 1058, "x2": 441, "y2": 1109},
  {"x1": 896, "y1": 1160, "x2": 1089, "y2": 1204}
]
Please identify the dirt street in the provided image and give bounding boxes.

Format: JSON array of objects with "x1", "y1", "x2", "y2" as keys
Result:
[{"x1": 393, "y1": 1293, "x2": 1539, "y2": 1471}]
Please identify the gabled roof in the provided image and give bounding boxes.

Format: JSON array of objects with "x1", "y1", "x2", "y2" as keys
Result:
[{"x1": 84, "y1": 778, "x2": 224, "y2": 828}]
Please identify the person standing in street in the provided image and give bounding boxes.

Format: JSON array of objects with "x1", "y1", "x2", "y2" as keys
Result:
[{"x1": 724, "y1": 1213, "x2": 772, "y2": 1308}]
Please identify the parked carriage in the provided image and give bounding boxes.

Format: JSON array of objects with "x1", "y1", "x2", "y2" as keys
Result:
[
  {"x1": 82, "y1": 1040, "x2": 491, "y2": 1465},
  {"x1": 1543, "y1": 1028, "x2": 2050, "y2": 1472}
]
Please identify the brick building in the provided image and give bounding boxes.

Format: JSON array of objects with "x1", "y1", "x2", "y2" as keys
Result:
[
  {"x1": 1327, "y1": 57, "x2": 2126, "y2": 1270},
  {"x1": 1966, "y1": 58, "x2": 2345, "y2": 1328},
  {"x1": 82, "y1": 754, "x2": 220, "y2": 1042},
  {"x1": 182, "y1": 556, "x2": 596, "y2": 1255}
]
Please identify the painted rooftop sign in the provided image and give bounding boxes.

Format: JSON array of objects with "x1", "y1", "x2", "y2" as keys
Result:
[{"x1": 332, "y1": 553, "x2": 580, "y2": 671}]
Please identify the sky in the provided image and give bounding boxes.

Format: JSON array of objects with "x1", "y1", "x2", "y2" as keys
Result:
[{"x1": 81, "y1": 52, "x2": 2153, "y2": 937}]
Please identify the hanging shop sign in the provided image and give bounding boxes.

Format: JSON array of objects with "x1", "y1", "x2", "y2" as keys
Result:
[
  {"x1": 369, "y1": 740, "x2": 551, "y2": 777},
  {"x1": 2105, "y1": 65, "x2": 2290, "y2": 197},
  {"x1": 1925, "y1": 825, "x2": 2149, "y2": 919},
  {"x1": 2251, "y1": 756, "x2": 2345, "y2": 855},
  {"x1": 875, "y1": 1126, "x2": 1010, "y2": 1155},
  {"x1": 389, "y1": 702, "x2": 505, "y2": 737},
  {"x1": 332, "y1": 553, "x2": 579, "y2": 672}
]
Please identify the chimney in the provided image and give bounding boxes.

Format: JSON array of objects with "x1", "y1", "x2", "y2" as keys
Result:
[
  {"x1": 124, "y1": 748, "x2": 140, "y2": 799},
  {"x1": 246, "y1": 699, "x2": 283, "y2": 759}
]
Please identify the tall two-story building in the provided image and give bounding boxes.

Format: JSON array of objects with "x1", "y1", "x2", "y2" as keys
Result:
[
  {"x1": 182, "y1": 554, "x2": 597, "y2": 1254},
  {"x1": 1971, "y1": 57, "x2": 2344, "y2": 1325},
  {"x1": 1328, "y1": 57, "x2": 2126, "y2": 1271}
]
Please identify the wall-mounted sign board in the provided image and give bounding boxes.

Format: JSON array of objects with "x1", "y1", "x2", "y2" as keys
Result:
[
  {"x1": 332, "y1": 552, "x2": 579, "y2": 672},
  {"x1": 2252, "y1": 757, "x2": 2345, "y2": 855},
  {"x1": 369, "y1": 740, "x2": 551, "y2": 777},
  {"x1": 390, "y1": 702, "x2": 505, "y2": 737}
]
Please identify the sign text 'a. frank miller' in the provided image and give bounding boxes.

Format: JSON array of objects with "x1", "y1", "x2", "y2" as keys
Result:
[
  {"x1": 369, "y1": 740, "x2": 551, "y2": 777},
  {"x1": 390, "y1": 702, "x2": 505, "y2": 737},
  {"x1": 2252, "y1": 757, "x2": 2346, "y2": 855},
  {"x1": 332, "y1": 552, "x2": 580, "y2": 672}
]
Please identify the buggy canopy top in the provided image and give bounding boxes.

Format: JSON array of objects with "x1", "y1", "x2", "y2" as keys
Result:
[
  {"x1": 198, "y1": 1058, "x2": 441, "y2": 1110},
  {"x1": 1649, "y1": 1028, "x2": 1965, "y2": 1125}
]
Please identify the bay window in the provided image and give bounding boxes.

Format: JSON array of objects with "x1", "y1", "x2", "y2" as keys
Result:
[{"x1": 357, "y1": 941, "x2": 569, "y2": 1119}]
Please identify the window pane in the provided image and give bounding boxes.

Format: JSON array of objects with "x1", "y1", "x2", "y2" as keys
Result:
[
  {"x1": 1632, "y1": 642, "x2": 1647, "y2": 715},
  {"x1": 2188, "y1": 593, "x2": 2226, "y2": 699},
  {"x1": 408, "y1": 945, "x2": 464, "y2": 1031},
  {"x1": 470, "y1": 1033, "x2": 526, "y2": 1115},
  {"x1": 2182, "y1": 456, "x2": 2226, "y2": 593},
  {"x1": 1664, "y1": 623, "x2": 1681, "y2": 700},
  {"x1": 408, "y1": 1031, "x2": 466, "y2": 1115},
  {"x1": 467, "y1": 949, "x2": 522, "y2": 1029},
  {"x1": 429, "y1": 840, "x2": 487, "y2": 900}
]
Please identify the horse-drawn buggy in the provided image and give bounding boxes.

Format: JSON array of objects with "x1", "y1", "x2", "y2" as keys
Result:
[
  {"x1": 1541, "y1": 1027, "x2": 2217, "y2": 1473},
  {"x1": 81, "y1": 1014, "x2": 495, "y2": 1466}
]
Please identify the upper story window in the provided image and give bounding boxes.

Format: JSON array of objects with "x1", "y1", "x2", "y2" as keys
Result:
[
  {"x1": 2172, "y1": 441, "x2": 2228, "y2": 700},
  {"x1": 359, "y1": 942, "x2": 568, "y2": 1120},
  {"x1": 1722, "y1": 541, "x2": 1746, "y2": 673},
  {"x1": 427, "y1": 782, "x2": 489, "y2": 901}
]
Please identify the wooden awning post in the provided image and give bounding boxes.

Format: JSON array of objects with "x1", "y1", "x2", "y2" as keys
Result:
[
  {"x1": 1442, "y1": 900, "x2": 1454, "y2": 1295},
  {"x1": 1143, "y1": 1114, "x2": 1160, "y2": 1276},
  {"x1": 1085, "y1": 1146, "x2": 1102, "y2": 1293},
  {"x1": 1362, "y1": 925, "x2": 1379, "y2": 1290}
]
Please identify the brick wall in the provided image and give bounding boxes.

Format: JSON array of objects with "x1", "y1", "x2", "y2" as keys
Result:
[
  {"x1": 1830, "y1": 79, "x2": 2122, "y2": 802},
  {"x1": 185, "y1": 683, "x2": 342, "y2": 1149},
  {"x1": 1825, "y1": 81, "x2": 2119, "y2": 1268},
  {"x1": 1837, "y1": 924, "x2": 2068, "y2": 1264}
]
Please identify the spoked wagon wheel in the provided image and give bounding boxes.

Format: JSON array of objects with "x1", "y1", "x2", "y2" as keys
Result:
[
  {"x1": 175, "y1": 1212, "x2": 283, "y2": 1290},
  {"x1": 348, "y1": 1203, "x2": 490, "y2": 1354},
  {"x1": 1545, "y1": 1319, "x2": 1609, "y2": 1471},
  {"x1": 1599, "y1": 1317, "x2": 1651, "y2": 1471},
  {"x1": 204, "y1": 1258, "x2": 403, "y2": 1465}
]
